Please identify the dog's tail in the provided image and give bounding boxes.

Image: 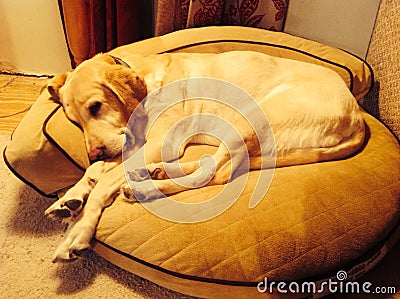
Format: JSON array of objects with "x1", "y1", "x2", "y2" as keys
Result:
[
  {"x1": 250, "y1": 120, "x2": 366, "y2": 169},
  {"x1": 273, "y1": 122, "x2": 366, "y2": 168}
]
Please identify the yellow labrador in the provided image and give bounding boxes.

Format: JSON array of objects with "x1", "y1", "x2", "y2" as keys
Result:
[{"x1": 45, "y1": 51, "x2": 365, "y2": 261}]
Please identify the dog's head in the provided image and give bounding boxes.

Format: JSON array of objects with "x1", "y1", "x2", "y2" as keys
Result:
[
  {"x1": 48, "y1": 54, "x2": 147, "y2": 161},
  {"x1": 47, "y1": 54, "x2": 147, "y2": 161}
]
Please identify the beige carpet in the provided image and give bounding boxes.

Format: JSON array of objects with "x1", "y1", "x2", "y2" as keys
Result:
[{"x1": 0, "y1": 134, "x2": 192, "y2": 299}]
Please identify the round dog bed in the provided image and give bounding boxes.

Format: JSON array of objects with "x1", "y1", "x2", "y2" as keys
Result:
[
  {"x1": 94, "y1": 111, "x2": 400, "y2": 298},
  {"x1": 4, "y1": 27, "x2": 400, "y2": 298}
]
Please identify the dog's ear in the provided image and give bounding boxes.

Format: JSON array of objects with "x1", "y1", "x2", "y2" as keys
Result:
[
  {"x1": 93, "y1": 53, "x2": 115, "y2": 64},
  {"x1": 48, "y1": 72, "x2": 69, "y2": 103},
  {"x1": 104, "y1": 66, "x2": 147, "y2": 115}
]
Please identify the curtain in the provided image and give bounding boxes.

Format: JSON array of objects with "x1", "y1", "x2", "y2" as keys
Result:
[
  {"x1": 155, "y1": 0, "x2": 289, "y2": 36},
  {"x1": 58, "y1": 0, "x2": 289, "y2": 67},
  {"x1": 58, "y1": 0, "x2": 152, "y2": 67}
]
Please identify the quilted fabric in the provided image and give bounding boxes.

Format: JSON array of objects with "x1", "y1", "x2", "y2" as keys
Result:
[{"x1": 94, "y1": 112, "x2": 400, "y2": 296}]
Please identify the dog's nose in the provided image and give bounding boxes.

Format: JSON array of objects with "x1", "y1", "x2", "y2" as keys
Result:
[{"x1": 88, "y1": 146, "x2": 106, "y2": 161}]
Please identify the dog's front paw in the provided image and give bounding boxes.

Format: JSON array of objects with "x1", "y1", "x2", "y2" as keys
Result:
[
  {"x1": 52, "y1": 241, "x2": 91, "y2": 263},
  {"x1": 130, "y1": 180, "x2": 164, "y2": 201},
  {"x1": 52, "y1": 241, "x2": 76, "y2": 263},
  {"x1": 52, "y1": 224, "x2": 93, "y2": 263},
  {"x1": 45, "y1": 197, "x2": 84, "y2": 222}
]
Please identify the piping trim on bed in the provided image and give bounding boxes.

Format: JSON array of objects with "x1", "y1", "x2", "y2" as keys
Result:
[{"x1": 93, "y1": 218, "x2": 400, "y2": 288}]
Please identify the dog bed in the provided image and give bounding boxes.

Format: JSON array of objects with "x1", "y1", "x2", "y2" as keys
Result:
[{"x1": 4, "y1": 27, "x2": 400, "y2": 298}]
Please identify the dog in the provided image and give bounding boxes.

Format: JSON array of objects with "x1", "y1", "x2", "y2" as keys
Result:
[{"x1": 44, "y1": 51, "x2": 365, "y2": 262}]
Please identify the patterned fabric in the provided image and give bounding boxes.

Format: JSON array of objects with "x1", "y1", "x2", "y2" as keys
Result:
[
  {"x1": 155, "y1": 0, "x2": 289, "y2": 35},
  {"x1": 365, "y1": 0, "x2": 400, "y2": 139}
]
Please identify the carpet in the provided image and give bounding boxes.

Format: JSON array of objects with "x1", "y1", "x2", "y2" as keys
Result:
[{"x1": 0, "y1": 134, "x2": 192, "y2": 299}]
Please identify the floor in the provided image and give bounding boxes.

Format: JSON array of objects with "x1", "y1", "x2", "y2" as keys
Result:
[{"x1": 0, "y1": 74, "x2": 49, "y2": 135}]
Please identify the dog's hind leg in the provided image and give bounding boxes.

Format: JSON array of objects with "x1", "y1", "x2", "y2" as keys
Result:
[
  {"x1": 45, "y1": 160, "x2": 119, "y2": 222},
  {"x1": 135, "y1": 159, "x2": 201, "y2": 180},
  {"x1": 129, "y1": 140, "x2": 247, "y2": 200},
  {"x1": 129, "y1": 133, "x2": 221, "y2": 182},
  {"x1": 128, "y1": 155, "x2": 216, "y2": 200}
]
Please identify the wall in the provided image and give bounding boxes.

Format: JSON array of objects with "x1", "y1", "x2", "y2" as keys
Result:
[
  {"x1": 0, "y1": 0, "x2": 71, "y2": 75},
  {"x1": 0, "y1": 0, "x2": 381, "y2": 74},
  {"x1": 284, "y1": 0, "x2": 381, "y2": 58}
]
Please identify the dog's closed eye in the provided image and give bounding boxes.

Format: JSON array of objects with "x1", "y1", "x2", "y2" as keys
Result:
[{"x1": 89, "y1": 101, "x2": 102, "y2": 117}]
